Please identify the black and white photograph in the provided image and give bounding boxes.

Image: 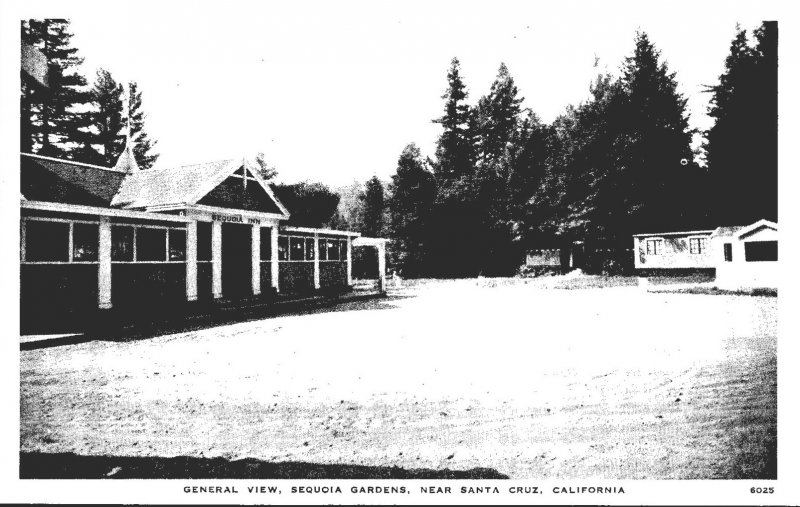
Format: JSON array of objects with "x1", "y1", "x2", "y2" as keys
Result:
[{"x1": 1, "y1": 0, "x2": 798, "y2": 504}]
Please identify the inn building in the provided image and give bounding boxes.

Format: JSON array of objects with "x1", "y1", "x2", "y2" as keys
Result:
[{"x1": 20, "y1": 147, "x2": 387, "y2": 332}]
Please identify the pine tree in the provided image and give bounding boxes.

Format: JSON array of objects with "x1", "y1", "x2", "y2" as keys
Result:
[
  {"x1": 473, "y1": 63, "x2": 525, "y2": 274},
  {"x1": 388, "y1": 144, "x2": 437, "y2": 276},
  {"x1": 705, "y1": 22, "x2": 777, "y2": 224},
  {"x1": 128, "y1": 81, "x2": 160, "y2": 169},
  {"x1": 359, "y1": 176, "x2": 386, "y2": 237},
  {"x1": 430, "y1": 58, "x2": 480, "y2": 276},
  {"x1": 616, "y1": 32, "x2": 697, "y2": 236},
  {"x1": 91, "y1": 68, "x2": 126, "y2": 166},
  {"x1": 20, "y1": 19, "x2": 94, "y2": 159}
]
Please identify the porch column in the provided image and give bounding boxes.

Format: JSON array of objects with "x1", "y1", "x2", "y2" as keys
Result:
[
  {"x1": 377, "y1": 242, "x2": 386, "y2": 293},
  {"x1": 186, "y1": 220, "x2": 198, "y2": 301},
  {"x1": 313, "y1": 232, "x2": 321, "y2": 290},
  {"x1": 346, "y1": 236, "x2": 352, "y2": 286},
  {"x1": 212, "y1": 221, "x2": 222, "y2": 298},
  {"x1": 271, "y1": 225, "x2": 279, "y2": 292},
  {"x1": 633, "y1": 237, "x2": 640, "y2": 269},
  {"x1": 251, "y1": 224, "x2": 261, "y2": 296},
  {"x1": 98, "y1": 216, "x2": 112, "y2": 309}
]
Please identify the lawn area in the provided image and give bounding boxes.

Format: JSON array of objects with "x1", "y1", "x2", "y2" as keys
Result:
[{"x1": 20, "y1": 276, "x2": 777, "y2": 479}]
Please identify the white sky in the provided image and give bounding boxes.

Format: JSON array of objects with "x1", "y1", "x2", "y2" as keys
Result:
[{"x1": 13, "y1": 1, "x2": 784, "y2": 186}]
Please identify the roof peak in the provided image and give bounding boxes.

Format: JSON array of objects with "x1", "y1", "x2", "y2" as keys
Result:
[{"x1": 114, "y1": 139, "x2": 140, "y2": 174}]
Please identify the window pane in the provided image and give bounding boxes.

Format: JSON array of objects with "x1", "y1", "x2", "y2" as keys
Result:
[
  {"x1": 339, "y1": 239, "x2": 348, "y2": 260},
  {"x1": 260, "y1": 227, "x2": 271, "y2": 260},
  {"x1": 169, "y1": 229, "x2": 186, "y2": 261},
  {"x1": 137, "y1": 228, "x2": 167, "y2": 261},
  {"x1": 318, "y1": 238, "x2": 327, "y2": 260},
  {"x1": 197, "y1": 222, "x2": 212, "y2": 261},
  {"x1": 327, "y1": 239, "x2": 339, "y2": 260},
  {"x1": 744, "y1": 241, "x2": 777, "y2": 262},
  {"x1": 73, "y1": 223, "x2": 99, "y2": 261},
  {"x1": 25, "y1": 220, "x2": 69, "y2": 262},
  {"x1": 112, "y1": 226, "x2": 134, "y2": 261},
  {"x1": 305, "y1": 238, "x2": 315, "y2": 260},
  {"x1": 278, "y1": 236, "x2": 288, "y2": 261},
  {"x1": 290, "y1": 237, "x2": 305, "y2": 260}
]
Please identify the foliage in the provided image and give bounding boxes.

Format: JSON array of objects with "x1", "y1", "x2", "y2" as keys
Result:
[
  {"x1": 20, "y1": 19, "x2": 94, "y2": 160},
  {"x1": 705, "y1": 22, "x2": 777, "y2": 224},
  {"x1": 272, "y1": 182, "x2": 341, "y2": 228},
  {"x1": 128, "y1": 81, "x2": 160, "y2": 169},
  {"x1": 387, "y1": 144, "x2": 437, "y2": 276}
]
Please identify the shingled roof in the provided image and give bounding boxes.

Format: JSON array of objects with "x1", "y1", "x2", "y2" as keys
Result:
[
  {"x1": 22, "y1": 153, "x2": 291, "y2": 218},
  {"x1": 111, "y1": 159, "x2": 234, "y2": 209},
  {"x1": 21, "y1": 154, "x2": 128, "y2": 206}
]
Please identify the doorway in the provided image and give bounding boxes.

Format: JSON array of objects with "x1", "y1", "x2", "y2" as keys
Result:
[{"x1": 222, "y1": 223, "x2": 252, "y2": 298}]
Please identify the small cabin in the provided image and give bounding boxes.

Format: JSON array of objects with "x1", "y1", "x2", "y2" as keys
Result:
[{"x1": 633, "y1": 219, "x2": 778, "y2": 289}]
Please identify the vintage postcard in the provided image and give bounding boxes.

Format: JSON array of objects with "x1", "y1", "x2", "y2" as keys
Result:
[{"x1": 1, "y1": 0, "x2": 797, "y2": 504}]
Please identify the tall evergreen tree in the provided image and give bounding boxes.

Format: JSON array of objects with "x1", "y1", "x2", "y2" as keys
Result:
[
  {"x1": 615, "y1": 32, "x2": 697, "y2": 236},
  {"x1": 388, "y1": 144, "x2": 437, "y2": 276},
  {"x1": 430, "y1": 58, "x2": 480, "y2": 276},
  {"x1": 128, "y1": 81, "x2": 160, "y2": 169},
  {"x1": 705, "y1": 22, "x2": 777, "y2": 224},
  {"x1": 90, "y1": 68, "x2": 126, "y2": 166},
  {"x1": 359, "y1": 176, "x2": 386, "y2": 237},
  {"x1": 473, "y1": 63, "x2": 525, "y2": 274},
  {"x1": 20, "y1": 19, "x2": 93, "y2": 159}
]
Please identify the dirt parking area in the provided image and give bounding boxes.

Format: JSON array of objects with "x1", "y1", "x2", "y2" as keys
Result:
[{"x1": 20, "y1": 278, "x2": 777, "y2": 479}]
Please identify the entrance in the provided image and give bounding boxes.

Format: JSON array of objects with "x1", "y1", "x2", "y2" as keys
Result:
[{"x1": 222, "y1": 222, "x2": 252, "y2": 298}]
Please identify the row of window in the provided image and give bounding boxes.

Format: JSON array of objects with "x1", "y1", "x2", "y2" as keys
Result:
[
  {"x1": 23, "y1": 220, "x2": 352, "y2": 264},
  {"x1": 644, "y1": 237, "x2": 778, "y2": 262},
  {"x1": 276, "y1": 236, "x2": 349, "y2": 262},
  {"x1": 23, "y1": 219, "x2": 186, "y2": 263},
  {"x1": 645, "y1": 237, "x2": 707, "y2": 256}
]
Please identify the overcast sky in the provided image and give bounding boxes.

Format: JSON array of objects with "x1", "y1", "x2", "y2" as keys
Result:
[{"x1": 22, "y1": 1, "x2": 782, "y2": 186}]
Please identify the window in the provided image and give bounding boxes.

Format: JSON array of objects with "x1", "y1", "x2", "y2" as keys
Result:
[
  {"x1": 723, "y1": 243, "x2": 732, "y2": 262},
  {"x1": 278, "y1": 236, "x2": 288, "y2": 261},
  {"x1": 136, "y1": 228, "x2": 167, "y2": 261},
  {"x1": 339, "y1": 239, "x2": 348, "y2": 260},
  {"x1": 645, "y1": 239, "x2": 662, "y2": 256},
  {"x1": 318, "y1": 238, "x2": 327, "y2": 260},
  {"x1": 326, "y1": 239, "x2": 339, "y2": 260},
  {"x1": 112, "y1": 226, "x2": 134, "y2": 261},
  {"x1": 290, "y1": 237, "x2": 305, "y2": 260},
  {"x1": 305, "y1": 238, "x2": 315, "y2": 260},
  {"x1": 689, "y1": 237, "x2": 707, "y2": 255},
  {"x1": 169, "y1": 229, "x2": 186, "y2": 261},
  {"x1": 72, "y1": 223, "x2": 99, "y2": 261},
  {"x1": 260, "y1": 228, "x2": 271, "y2": 260},
  {"x1": 197, "y1": 222, "x2": 212, "y2": 261},
  {"x1": 744, "y1": 241, "x2": 777, "y2": 262},
  {"x1": 25, "y1": 220, "x2": 69, "y2": 262}
]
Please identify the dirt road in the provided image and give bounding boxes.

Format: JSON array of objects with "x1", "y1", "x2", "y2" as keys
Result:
[{"x1": 20, "y1": 279, "x2": 777, "y2": 478}]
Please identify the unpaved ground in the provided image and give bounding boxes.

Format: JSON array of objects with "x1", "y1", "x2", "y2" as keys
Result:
[{"x1": 20, "y1": 278, "x2": 777, "y2": 479}]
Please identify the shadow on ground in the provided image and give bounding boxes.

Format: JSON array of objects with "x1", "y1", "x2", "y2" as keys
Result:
[
  {"x1": 20, "y1": 452, "x2": 508, "y2": 479},
  {"x1": 21, "y1": 293, "x2": 413, "y2": 351}
]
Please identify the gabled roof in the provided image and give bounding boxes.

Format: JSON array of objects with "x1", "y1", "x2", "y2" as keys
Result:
[
  {"x1": 111, "y1": 157, "x2": 290, "y2": 218},
  {"x1": 736, "y1": 219, "x2": 777, "y2": 239},
  {"x1": 710, "y1": 220, "x2": 777, "y2": 239},
  {"x1": 111, "y1": 159, "x2": 233, "y2": 209},
  {"x1": 21, "y1": 153, "x2": 128, "y2": 206}
]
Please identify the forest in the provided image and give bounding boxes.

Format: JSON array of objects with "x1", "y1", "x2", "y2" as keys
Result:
[{"x1": 21, "y1": 20, "x2": 777, "y2": 277}]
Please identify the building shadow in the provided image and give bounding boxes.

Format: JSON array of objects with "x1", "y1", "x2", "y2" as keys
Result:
[
  {"x1": 21, "y1": 293, "x2": 414, "y2": 351},
  {"x1": 20, "y1": 452, "x2": 508, "y2": 479}
]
